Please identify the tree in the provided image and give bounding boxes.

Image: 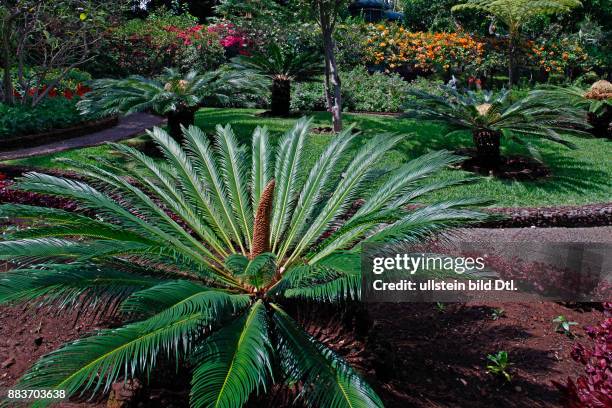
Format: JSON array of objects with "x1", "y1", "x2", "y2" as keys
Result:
[
  {"x1": 404, "y1": 86, "x2": 585, "y2": 167},
  {"x1": 78, "y1": 68, "x2": 260, "y2": 140},
  {"x1": 451, "y1": 0, "x2": 582, "y2": 86},
  {"x1": 0, "y1": 0, "x2": 126, "y2": 106},
  {"x1": 0, "y1": 119, "x2": 487, "y2": 407},
  {"x1": 232, "y1": 43, "x2": 323, "y2": 116},
  {"x1": 297, "y1": 0, "x2": 349, "y2": 132}
]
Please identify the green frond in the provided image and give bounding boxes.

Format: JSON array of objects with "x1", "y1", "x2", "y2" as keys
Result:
[
  {"x1": 272, "y1": 304, "x2": 383, "y2": 408},
  {"x1": 288, "y1": 133, "x2": 404, "y2": 265},
  {"x1": 215, "y1": 124, "x2": 254, "y2": 247},
  {"x1": 270, "y1": 117, "x2": 312, "y2": 251},
  {"x1": 190, "y1": 300, "x2": 272, "y2": 408},
  {"x1": 251, "y1": 126, "x2": 272, "y2": 211},
  {"x1": 0, "y1": 263, "x2": 160, "y2": 308}
]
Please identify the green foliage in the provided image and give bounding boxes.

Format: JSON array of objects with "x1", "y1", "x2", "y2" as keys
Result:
[
  {"x1": 232, "y1": 43, "x2": 323, "y2": 83},
  {"x1": 0, "y1": 97, "x2": 95, "y2": 139},
  {"x1": 452, "y1": 0, "x2": 582, "y2": 33},
  {"x1": 491, "y1": 308, "x2": 505, "y2": 320},
  {"x1": 553, "y1": 315, "x2": 579, "y2": 336},
  {"x1": 0, "y1": 118, "x2": 487, "y2": 406},
  {"x1": 486, "y1": 351, "x2": 512, "y2": 381},
  {"x1": 292, "y1": 67, "x2": 411, "y2": 113},
  {"x1": 404, "y1": 85, "x2": 587, "y2": 153},
  {"x1": 87, "y1": 10, "x2": 224, "y2": 77},
  {"x1": 531, "y1": 84, "x2": 612, "y2": 117},
  {"x1": 78, "y1": 68, "x2": 259, "y2": 117}
]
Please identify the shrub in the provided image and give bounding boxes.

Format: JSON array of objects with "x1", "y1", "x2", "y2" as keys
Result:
[
  {"x1": 88, "y1": 11, "x2": 225, "y2": 77},
  {"x1": 291, "y1": 67, "x2": 411, "y2": 113},
  {"x1": 0, "y1": 96, "x2": 96, "y2": 139},
  {"x1": 365, "y1": 23, "x2": 485, "y2": 78}
]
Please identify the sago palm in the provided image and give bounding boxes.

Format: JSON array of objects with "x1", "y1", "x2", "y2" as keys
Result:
[
  {"x1": 0, "y1": 118, "x2": 487, "y2": 407},
  {"x1": 530, "y1": 80, "x2": 612, "y2": 138},
  {"x1": 403, "y1": 87, "x2": 584, "y2": 167},
  {"x1": 232, "y1": 43, "x2": 323, "y2": 116},
  {"x1": 78, "y1": 67, "x2": 258, "y2": 140},
  {"x1": 451, "y1": 0, "x2": 581, "y2": 86}
]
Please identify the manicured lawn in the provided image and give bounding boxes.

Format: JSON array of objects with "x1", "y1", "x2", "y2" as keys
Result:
[{"x1": 4, "y1": 107, "x2": 612, "y2": 207}]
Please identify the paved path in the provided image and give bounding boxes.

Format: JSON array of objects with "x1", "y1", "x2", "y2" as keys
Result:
[{"x1": 0, "y1": 113, "x2": 165, "y2": 161}]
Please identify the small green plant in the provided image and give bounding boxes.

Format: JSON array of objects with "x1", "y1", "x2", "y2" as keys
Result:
[
  {"x1": 553, "y1": 315, "x2": 578, "y2": 336},
  {"x1": 435, "y1": 302, "x2": 446, "y2": 313},
  {"x1": 491, "y1": 308, "x2": 505, "y2": 320},
  {"x1": 486, "y1": 351, "x2": 512, "y2": 381}
]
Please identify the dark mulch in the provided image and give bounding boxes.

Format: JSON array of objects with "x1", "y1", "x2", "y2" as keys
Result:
[
  {"x1": 0, "y1": 298, "x2": 604, "y2": 407},
  {"x1": 453, "y1": 148, "x2": 551, "y2": 181},
  {"x1": 483, "y1": 203, "x2": 612, "y2": 228}
]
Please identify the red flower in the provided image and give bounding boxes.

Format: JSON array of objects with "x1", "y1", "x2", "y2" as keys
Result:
[
  {"x1": 12, "y1": 89, "x2": 22, "y2": 98},
  {"x1": 63, "y1": 89, "x2": 74, "y2": 99},
  {"x1": 48, "y1": 87, "x2": 58, "y2": 97},
  {"x1": 76, "y1": 83, "x2": 91, "y2": 96}
]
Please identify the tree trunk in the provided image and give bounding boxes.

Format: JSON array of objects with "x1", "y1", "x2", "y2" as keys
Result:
[
  {"x1": 472, "y1": 129, "x2": 501, "y2": 166},
  {"x1": 166, "y1": 108, "x2": 197, "y2": 142},
  {"x1": 507, "y1": 33, "x2": 517, "y2": 88},
  {"x1": 270, "y1": 78, "x2": 291, "y2": 116},
  {"x1": 1, "y1": 12, "x2": 17, "y2": 105},
  {"x1": 321, "y1": 25, "x2": 342, "y2": 132}
]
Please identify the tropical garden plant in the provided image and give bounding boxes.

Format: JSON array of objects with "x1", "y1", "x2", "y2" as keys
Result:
[
  {"x1": 403, "y1": 86, "x2": 586, "y2": 167},
  {"x1": 530, "y1": 80, "x2": 612, "y2": 138},
  {"x1": 78, "y1": 67, "x2": 259, "y2": 140},
  {"x1": 451, "y1": 0, "x2": 582, "y2": 86},
  {"x1": 232, "y1": 43, "x2": 323, "y2": 116},
  {"x1": 0, "y1": 118, "x2": 489, "y2": 407}
]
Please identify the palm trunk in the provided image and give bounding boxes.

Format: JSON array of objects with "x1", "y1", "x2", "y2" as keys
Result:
[
  {"x1": 166, "y1": 107, "x2": 197, "y2": 142},
  {"x1": 270, "y1": 78, "x2": 291, "y2": 116},
  {"x1": 587, "y1": 107, "x2": 612, "y2": 139},
  {"x1": 472, "y1": 129, "x2": 501, "y2": 166}
]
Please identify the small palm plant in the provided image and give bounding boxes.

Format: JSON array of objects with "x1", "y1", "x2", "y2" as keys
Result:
[
  {"x1": 232, "y1": 43, "x2": 323, "y2": 116},
  {"x1": 0, "y1": 119, "x2": 487, "y2": 407},
  {"x1": 78, "y1": 68, "x2": 257, "y2": 140},
  {"x1": 404, "y1": 87, "x2": 584, "y2": 167},
  {"x1": 530, "y1": 80, "x2": 612, "y2": 138}
]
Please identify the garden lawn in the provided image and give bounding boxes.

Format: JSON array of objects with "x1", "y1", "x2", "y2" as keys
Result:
[{"x1": 4, "y1": 108, "x2": 611, "y2": 208}]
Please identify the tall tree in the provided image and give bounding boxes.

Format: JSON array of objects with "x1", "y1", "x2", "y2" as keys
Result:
[{"x1": 452, "y1": 0, "x2": 581, "y2": 87}]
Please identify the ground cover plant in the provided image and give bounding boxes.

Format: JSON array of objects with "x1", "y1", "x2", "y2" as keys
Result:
[{"x1": 0, "y1": 118, "x2": 488, "y2": 407}]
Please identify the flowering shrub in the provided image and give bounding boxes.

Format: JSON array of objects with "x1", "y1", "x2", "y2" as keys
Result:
[
  {"x1": 365, "y1": 23, "x2": 485, "y2": 77},
  {"x1": 554, "y1": 303, "x2": 612, "y2": 407},
  {"x1": 525, "y1": 37, "x2": 591, "y2": 75},
  {"x1": 207, "y1": 21, "x2": 253, "y2": 57}
]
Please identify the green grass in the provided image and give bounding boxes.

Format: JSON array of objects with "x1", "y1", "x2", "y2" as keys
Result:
[{"x1": 4, "y1": 108, "x2": 612, "y2": 208}]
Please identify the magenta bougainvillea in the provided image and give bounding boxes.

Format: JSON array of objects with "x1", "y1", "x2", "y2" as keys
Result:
[
  {"x1": 206, "y1": 22, "x2": 252, "y2": 55},
  {"x1": 554, "y1": 303, "x2": 612, "y2": 408}
]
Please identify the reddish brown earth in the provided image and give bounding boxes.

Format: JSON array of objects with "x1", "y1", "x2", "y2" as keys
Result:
[{"x1": 0, "y1": 299, "x2": 604, "y2": 408}]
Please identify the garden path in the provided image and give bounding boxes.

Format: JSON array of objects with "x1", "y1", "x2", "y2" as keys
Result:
[{"x1": 0, "y1": 113, "x2": 165, "y2": 161}]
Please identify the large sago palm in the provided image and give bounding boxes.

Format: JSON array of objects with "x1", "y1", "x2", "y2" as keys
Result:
[
  {"x1": 404, "y1": 87, "x2": 584, "y2": 167},
  {"x1": 0, "y1": 119, "x2": 487, "y2": 407},
  {"x1": 232, "y1": 43, "x2": 323, "y2": 116},
  {"x1": 78, "y1": 68, "x2": 256, "y2": 141}
]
